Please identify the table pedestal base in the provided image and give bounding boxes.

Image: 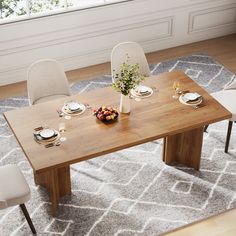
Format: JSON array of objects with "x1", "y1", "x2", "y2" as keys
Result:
[
  {"x1": 163, "y1": 127, "x2": 204, "y2": 170},
  {"x1": 34, "y1": 166, "x2": 71, "y2": 216}
]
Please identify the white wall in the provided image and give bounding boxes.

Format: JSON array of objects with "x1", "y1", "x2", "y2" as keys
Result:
[{"x1": 0, "y1": 0, "x2": 236, "y2": 85}]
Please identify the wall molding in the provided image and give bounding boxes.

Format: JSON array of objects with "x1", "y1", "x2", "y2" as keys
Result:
[
  {"x1": 0, "y1": 16, "x2": 174, "y2": 56},
  {"x1": 0, "y1": 17, "x2": 174, "y2": 73},
  {"x1": 189, "y1": 3, "x2": 236, "y2": 33}
]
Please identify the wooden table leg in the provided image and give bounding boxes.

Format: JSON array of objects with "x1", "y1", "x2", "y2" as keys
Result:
[
  {"x1": 34, "y1": 166, "x2": 71, "y2": 216},
  {"x1": 50, "y1": 169, "x2": 60, "y2": 216},
  {"x1": 163, "y1": 127, "x2": 204, "y2": 170}
]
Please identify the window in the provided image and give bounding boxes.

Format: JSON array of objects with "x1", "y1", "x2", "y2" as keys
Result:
[{"x1": 0, "y1": 0, "x2": 129, "y2": 24}]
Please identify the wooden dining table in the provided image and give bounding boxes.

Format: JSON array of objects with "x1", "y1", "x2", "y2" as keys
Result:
[{"x1": 3, "y1": 71, "x2": 231, "y2": 216}]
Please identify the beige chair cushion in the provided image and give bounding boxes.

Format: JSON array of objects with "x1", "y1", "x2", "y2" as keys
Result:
[
  {"x1": 211, "y1": 90, "x2": 236, "y2": 121},
  {"x1": 33, "y1": 94, "x2": 69, "y2": 105},
  {"x1": 0, "y1": 165, "x2": 30, "y2": 209}
]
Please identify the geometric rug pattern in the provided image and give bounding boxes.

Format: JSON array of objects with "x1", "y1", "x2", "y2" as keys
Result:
[{"x1": 0, "y1": 54, "x2": 236, "y2": 235}]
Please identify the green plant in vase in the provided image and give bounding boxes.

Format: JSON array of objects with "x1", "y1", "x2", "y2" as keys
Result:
[{"x1": 112, "y1": 60, "x2": 145, "y2": 113}]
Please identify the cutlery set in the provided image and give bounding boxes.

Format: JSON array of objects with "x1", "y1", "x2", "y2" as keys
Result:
[{"x1": 44, "y1": 141, "x2": 61, "y2": 148}]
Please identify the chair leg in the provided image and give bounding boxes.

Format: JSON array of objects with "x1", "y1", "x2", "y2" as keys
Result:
[
  {"x1": 204, "y1": 125, "x2": 209, "y2": 132},
  {"x1": 20, "y1": 204, "x2": 36, "y2": 234},
  {"x1": 225, "y1": 121, "x2": 233, "y2": 153}
]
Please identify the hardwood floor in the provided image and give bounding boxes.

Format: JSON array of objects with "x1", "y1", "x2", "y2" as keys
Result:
[
  {"x1": 162, "y1": 208, "x2": 236, "y2": 236},
  {"x1": 0, "y1": 33, "x2": 236, "y2": 100}
]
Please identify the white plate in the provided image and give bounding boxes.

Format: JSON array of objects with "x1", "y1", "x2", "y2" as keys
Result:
[
  {"x1": 66, "y1": 101, "x2": 82, "y2": 111},
  {"x1": 39, "y1": 129, "x2": 55, "y2": 139},
  {"x1": 34, "y1": 130, "x2": 60, "y2": 144},
  {"x1": 62, "y1": 103, "x2": 86, "y2": 116},
  {"x1": 131, "y1": 86, "x2": 153, "y2": 98},
  {"x1": 183, "y1": 93, "x2": 201, "y2": 101},
  {"x1": 135, "y1": 86, "x2": 149, "y2": 94},
  {"x1": 179, "y1": 94, "x2": 203, "y2": 106}
]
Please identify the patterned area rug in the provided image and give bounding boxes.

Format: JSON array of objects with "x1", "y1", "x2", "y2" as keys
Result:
[{"x1": 0, "y1": 54, "x2": 236, "y2": 236}]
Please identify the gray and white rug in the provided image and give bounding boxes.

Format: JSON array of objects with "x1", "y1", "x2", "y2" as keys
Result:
[{"x1": 0, "y1": 54, "x2": 236, "y2": 236}]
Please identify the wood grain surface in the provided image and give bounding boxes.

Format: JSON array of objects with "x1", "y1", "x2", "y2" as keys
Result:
[{"x1": 4, "y1": 71, "x2": 232, "y2": 174}]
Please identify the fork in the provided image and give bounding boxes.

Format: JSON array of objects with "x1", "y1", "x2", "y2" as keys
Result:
[
  {"x1": 85, "y1": 103, "x2": 92, "y2": 109},
  {"x1": 34, "y1": 126, "x2": 43, "y2": 131},
  {"x1": 45, "y1": 141, "x2": 61, "y2": 148}
]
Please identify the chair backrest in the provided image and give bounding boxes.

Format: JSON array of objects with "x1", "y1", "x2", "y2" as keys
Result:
[
  {"x1": 27, "y1": 59, "x2": 71, "y2": 105},
  {"x1": 111, "y1": 42, "x2": 151, "y2": 82}
]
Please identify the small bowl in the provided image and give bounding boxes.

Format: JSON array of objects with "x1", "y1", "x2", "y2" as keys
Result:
[{"x1": 94, "y1": 106, "x2": 119, "y2": 123}]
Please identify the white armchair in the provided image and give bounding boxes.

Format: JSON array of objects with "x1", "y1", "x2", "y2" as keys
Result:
[
  {"x1": 27, "y1": 59, "x2": 71, "y2": 105},
  {"x1": 0, "y1": 165, "x2": 36, "y2": 234},
  {"x1": 111, "y1": 42, "x2": 151, "y2": 82},
  {"x1": 210, "y1": 79, "x2": 236, "y2": 152}
]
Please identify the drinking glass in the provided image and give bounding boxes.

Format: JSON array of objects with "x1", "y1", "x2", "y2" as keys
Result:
[
  {"x1": 58, "y1": 122, "x2": 67, "y2": 142},
  {"x1": 172, "y1": 81, "x2": 180, "y2": 99},
  {"x1": 63, "y1": 101, "x2": 72, "y2": 120},
  {"x1": 59, "y1": 122, "x2": 66, "y2": 133}
]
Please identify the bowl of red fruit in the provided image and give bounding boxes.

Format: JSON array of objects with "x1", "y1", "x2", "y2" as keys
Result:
[{"x1": 94, "y1": 106, "x2": 119, "y2": 123}]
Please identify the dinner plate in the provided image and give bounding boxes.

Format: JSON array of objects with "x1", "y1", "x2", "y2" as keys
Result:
[
  {"x1": 179, "y1": 94, "x2": 203, "y2": 106},
  {"x1": 136, "y1": 86, "x2": 149, "y2": 94},
  {"x1": 34, "y1": 129, "x2": 60, "y2": 144},
  {"x1": 183, "y1": 92, "x2": 201, "y2": 101},
  {"x1": 131, "y1": 86, "x2": 153, "y2": 98},
  {"x1": 39, "y1": 129, "x2": 55, "y2": 139},
  {"x1": 66, "y1": 101, "x2": 82, "y2": 111},
  {"x1": 62, "y1": 102, "x2": 86, "y2": 116}
]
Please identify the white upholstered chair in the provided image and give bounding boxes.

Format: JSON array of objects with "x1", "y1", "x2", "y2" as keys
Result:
[
  {"x1": 209, "y1": 80, "x2": 236, "y2": 153},
  {"x1": 111, "y1": 42, "x2": 151, "y2": 82},
  {"x1": 0, "y1": 165, "x2": 36, "y2": 234},
  {"x1": 27, "y1": 59, "x2": 71, "y2": 105}
]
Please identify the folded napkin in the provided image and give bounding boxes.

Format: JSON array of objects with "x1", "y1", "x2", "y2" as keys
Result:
[
  {"x1": 140, "y1": 90, "x2": 150, "y2": 95},
  {"x1": 134, "y1": 88, "x2": 151, "y2": 96},
  {"x1": 135, "y1": 91, "x2": 151, "y2": 97},
  {"x1": 64, "y1": 107, "x2": 82, "y2": 114}
]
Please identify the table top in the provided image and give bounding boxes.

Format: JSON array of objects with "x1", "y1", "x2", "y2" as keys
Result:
[{"x1": 4, "y1": 71, "x2": 232, "y2": 173}]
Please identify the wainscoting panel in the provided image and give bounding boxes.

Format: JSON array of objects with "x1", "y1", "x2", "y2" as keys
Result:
[
  {"x1": 0, "y1": 0, "x2": 236, "y2": 85},
  {"x1": 189, "y1": 4, "x2": 236, "y2": 33}
]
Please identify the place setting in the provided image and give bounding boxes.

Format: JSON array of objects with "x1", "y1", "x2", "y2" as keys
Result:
[
  {"x1": 172, "y1": 81, "x2": 204, "y2": 109},
  {"x1": 57, "y1": 100, "x2": 92, "y2": 119},
  {"x1": 33, "y1": 122, "x2": 70, "y2": 148},
  {"x1": 179, "y1": 92, "x2": 203, "y2": 108},
  {"x1": 33, "y1": 126, "x2": 61, "y2": 148},
  {"x1": 129, "y1": 85, "x2": 154, "y2": 101}
]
